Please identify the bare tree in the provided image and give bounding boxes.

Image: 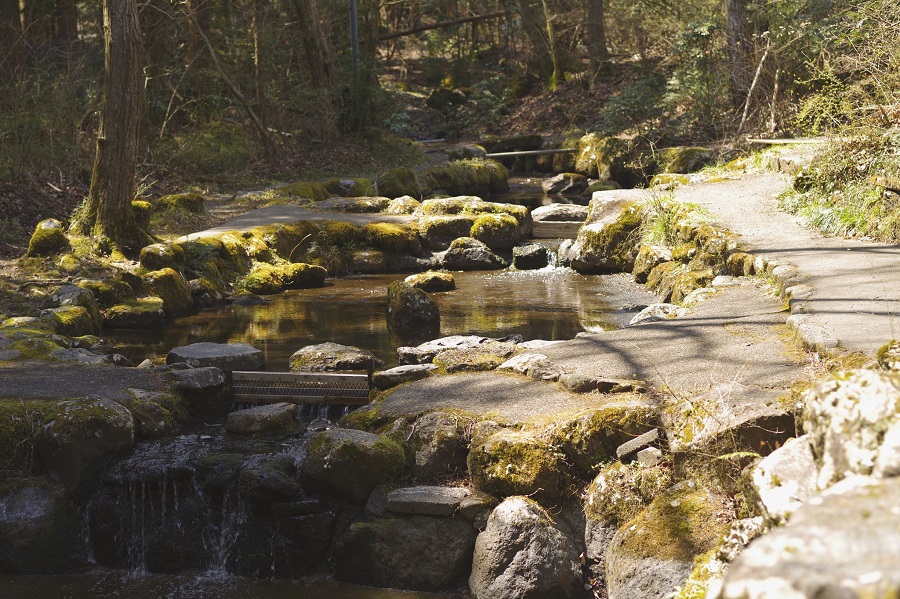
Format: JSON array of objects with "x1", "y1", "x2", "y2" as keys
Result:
[
  {"x1": 70, "y1": 0, "x2": 148, "y2": 253},
  {"x1": 586, "y1": 0, "x2": 608, "y2": 72}
]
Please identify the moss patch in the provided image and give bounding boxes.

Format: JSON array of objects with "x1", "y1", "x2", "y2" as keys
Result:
[
  {"x1": 418, "y1": 159, "x2": 509, "y2": 195},
  {"x1": 470, "y1": 214, "x2": 520, "y2": 250},
  {"x1": 584, "y1": 461, "x2": 673, "y2": 527},
  {"x1": 238, "y1": 262, "x2": 327, "y2": 295},
  {"x1": 363, "y1": 222, "x2": 422, "y2": 255},
  {"x1": 142, "y1": 268, "x2": 193, "y2": 317},
  {"x1": 104, "y1": 298, "x2": 166, "y2": 329},
  {"x1": 155, "y1": 193, "x2": 207, "y2": 214},
  {"x1": 26, "y1": 219, "x2": 69, "y2": 257},
  {"x1": 78, "y1": 279, "x2": 135, "y2": 309}
]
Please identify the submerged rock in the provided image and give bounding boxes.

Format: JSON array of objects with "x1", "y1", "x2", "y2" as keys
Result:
[
  {"x1": 404, "y1": 270, "x2": 456, "y2": 292},
  {"x1": 386, "y1": 281, "x2": 440, "y2": 343},
  {"x1": 469, "y1": 496, "x2": 582, "y2": 599}
]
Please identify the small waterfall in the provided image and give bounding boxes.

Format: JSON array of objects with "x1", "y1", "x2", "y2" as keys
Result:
[{"x1": 201, "y1": 481, "x2": 247, "y2": 576}]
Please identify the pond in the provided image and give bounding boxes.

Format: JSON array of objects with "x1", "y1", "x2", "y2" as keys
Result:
[{"x1": 106, "y1": 269, "x2": 657, "y2": 369}]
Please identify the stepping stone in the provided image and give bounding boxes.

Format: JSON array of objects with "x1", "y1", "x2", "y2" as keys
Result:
[
  {"x1": 386, "y1": 486, "x2": 471, "y2": 517},
  {"x1": 166, "y1": 342, "x2": 264, "y2": 371}
]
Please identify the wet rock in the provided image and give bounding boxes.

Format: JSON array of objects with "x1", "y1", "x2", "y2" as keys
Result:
[
  {"x1": 225, "y1": 402, "x2": 300, "y2": 435},
  {"x1": 512, "y1": 244, "x2": 551, "y2": 270},
  {"x1": 497, "y1": 352, "x2": 562, "y2": 381},
  {"x1": 302, "y1": 428, "x2": 405, "y2": 504},
  {"x1": 386, "y1": 281, "x2": 440, "y2": 343},
  {"x1": 418, "y1": 215, "x2": 477, "y2": 251},
  {"x1": 169, "y1": 366, "x2": 226, "y2": 390},
  {"x1": 662, "y1": 383, "x2": 794, "y2": 455},
  {"x1": 408, "y1": 410, "x2": 471, "y2": 480},
  {"x1": 142, "y1": 267, "x2": 193, "y2": 317},
  {"x1": 104, "y1": 299, "x2": 166, "y2": 329},
  {"x1": 166, "y1": 341, "x2": 264, "y2": 371},
  {"x1": 531, "y1": 203, "x2": 589, "y2": 222},
  {"x1": 289, "y1": 342, "x2": 378, "y2": 372},
  {"x1": 469, "y1": 496, "x2": 582, "y2": 599},
  {"x1": 231, "y1": 510, "x2": 336, "y2": 578},
  {"x1": 117, "y1": 388, "x2": 186, "y2": 439},
  {"x1": 38, "y1": 398, "x2": 135, "y2": 492},
  {"x1": 606, "y1": 481, "x2": 731, "y2": 599},
  {"x1": 333, "y1": 514, "x2": 476, "y2": 591},
  {"x1": 467, "y1": 429, "x2": 569, "y2": 502},
  {"x1": 0, "y1": 478, "x2": 84, "y2": 573},
  {"x1": 568, "y1": 193, "x2": 643, "y2": 274},
  {"x1": 404, "y1": 270, "x2": 456, "y2": 292},
  {"x1": 721, "y1": 477, "x2": 900, "y2": 599},
  {"x1": 386, "y1": 486, "x2": 470, "y2": 516},
  {"x1": 441, "y1": 237, "x2": 508, "y2": 271},
  {"x1": 239, "y1": 453, "x2": 302, "y2": 505},
  {"x1": 542, "y1": 172, "x2": 589, "y2": 195},
  {"x1": 749, "y1": 435, "x2": 817, "y2": 525},
  {"x1": 373, "y1": 364, "x2": 438, "y2": 390},
  {"x1": 551, "y1": 400, "x2": 658, "y2": 478}
]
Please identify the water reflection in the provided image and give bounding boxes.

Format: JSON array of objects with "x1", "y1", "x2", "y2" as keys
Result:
[{"x1": 107, "y1": 270, "x2": 655, "y2": 369}]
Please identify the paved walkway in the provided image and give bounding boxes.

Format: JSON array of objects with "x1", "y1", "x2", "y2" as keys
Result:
[{"x1": 672, "y1": 171, "x2": 900, "y2": 355}]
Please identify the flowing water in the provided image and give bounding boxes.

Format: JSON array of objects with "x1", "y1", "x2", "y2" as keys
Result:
[{"x1": 107, "y1": 269, "x2": 657, "y2": 369}]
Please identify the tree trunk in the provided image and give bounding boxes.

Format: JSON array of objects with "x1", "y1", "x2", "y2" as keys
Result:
[
  {"x1": 53, "y1": 0, "x2": 78, "y2": 46},
  {"x1": 253, "y1": 0, "x2": 267, "y2": 127},
  {"x1": 71, "y1": 0, "x2": 147, "y2": 253},
  {"x1": 726, "y1": 0, "x2": 758, "y2": 109},
  {"x1": 292, "y1": 0, "x2": 336, "y2": 88},
  {"x1": 0, "y1": 0, "x2": 24, "y2": 80},
  {"x1": 586, "y1": 0, "x2": 608, "y2": 72}
]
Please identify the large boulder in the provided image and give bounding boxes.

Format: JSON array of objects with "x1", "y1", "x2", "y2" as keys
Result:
[
  {"x1": 37, "y1": 398, "x2": 136, "y2": 492},
  {"x1": 302, "y1": 428, "x2": 405, "y2": 503},
  {"x1": 470, "y1": 214, "x2": 520, "y2": 251},
  {"x1": 406, "y1": 410, "x2": 471, "y2": 480},
  {"x1": 418, "y1": 215, "x2": 477, "y2": 251},
  {"x1": 568, "y1": 192, "x2": 643, "y2": 274},
  {"x1": 605, "y1": 481, "x2": 731, "y2": 599},
  {"x1": 0, "y1": 478, "x2": 84, "y2": 573},
  {"x1": 721, "y1": 477, "x2": 900, "y2": 599},
  {"x1": 574, "y1": 133, "x2": 632, "y2": 182},
  {"x1": 467, "y1": 429, "x2": 569, "y2": 503},
  {"x1": 166, "y1": 341, "x2": 264, "y2": 371},
  {"x1": 289, "y1": 342, "x2": 378, "y2": 372},
  {"x1": 142, "y1": 267, "x2": 193, "y2": 317},
  {"x1": 333, "y1": 514, "x2": 477, "y2": 591},
  {"x1": 469, "y1": 496, "x2": 582, "y2": 599},
  {"x1": 386, "y1": 281, "x2": 440, "y2": 343},
  {"x1": 656, "y1": 146, "x2": 713, "y2": 174},
  {"x1": 103, "y1": 298, "x2": 165, "y2": 329},
  {"x1": 802, "y1": 369, "x2": 900, "y2": 486},
  {"x1": 138, "y1": 243, "x2": 185, "y2": 271},
  {"x1": 441, "y1": 237, "x2": 508, "y2": 271},
  {"x1": 404, "y1": 270, "x2": 456, "y2": 292},
  {"x1": 747, "y1": 434, "x2": 818, "y2": 525}
]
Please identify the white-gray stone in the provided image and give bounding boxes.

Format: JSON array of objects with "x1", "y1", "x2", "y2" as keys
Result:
[
  {"x1": 750, "y1": 435, "x2": 817, "y2": 524},
  {"x1": 386, "y1": 486, "x2": 470, "y2": 516},
  {"x1": 531, "y1": 204, "x2": 589, "y2": 222},
  {"x1": 166, "y1": 342, "x2": 264, "y2": 371},
  {"x1": 628, "y1": 303, "x2": 687, "y2": 325},
  {"x1": 373, "y1": 364, "x2": 438, "y2": 390},
  {"x1": 497, "y1": 353, "x2": 562, "y2": 381},
  {"x1": 637, "y1": 446, "x2": 662, "y2": 467},
  {"x1": 616, "y1": 428, "x2": 660, "y2": 459},
  {"x1": 169, "y1": 366, "x2": 226, "y2": 390}
]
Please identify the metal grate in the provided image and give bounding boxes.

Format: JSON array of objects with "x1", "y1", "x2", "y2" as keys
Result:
[{"x1": 230, "y1": 370, "x2": 372, "y2": 406}]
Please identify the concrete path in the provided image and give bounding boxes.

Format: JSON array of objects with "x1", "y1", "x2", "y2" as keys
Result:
[
  {"x1": 0, "y1": 361, "x2": 169, "y2": 401},
  {"x1": 672, "y1": 172, "x2": 900, "y2": 355}
]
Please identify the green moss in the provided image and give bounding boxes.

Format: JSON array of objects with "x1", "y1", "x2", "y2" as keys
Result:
[
  {"x1": 318, "y1": 220, "x2": 364, "y2": 246},
  {"x1": 584, "y1": 461, "x2": 673, "y2": 526},
  {"x1": 470, "y1": 214, "x2": 520, "y2": 251},
  {"x1": 876, "y1": 339, "x2": 900, "y2": 370},
  {"x1": 272, "y1": 181, "x2": 332, "y2": 202},
  {"x1": 338, "y1": 397, "x2": 396, "y2": 433},
  {"x1": 177, "y1": 235, "x2": 250, "y2": 284},
  {"x1": 324, "y1": 177, "x2": 375, "y2": 197},
  {"x1": 138, "y1": 243, "x2": 186, "y2": 271},
  {"x1": 9, "y1": 336, "x2": 66, "y2": 359},
  {"x1": 48, "y1": 306, "x2": 95, "y2": 337},
  {"x1": 155, "y1": 193, "x2": 206, "y2": 214},
  {"x1": 77, "y1": 279, "x2": 135, "y2": 309},
  {"x1": 418, "y1": 160, "x2": 509, "y2": 195},
  {"x1": 467, "y1": 429, "x2": 569, "y2": 502},
  {"x1": 617, "y1": 482, "x2": 730, "y2": 562},
  {"x1": 585, "y1": 180, "x2": 622, "y2": 194},
  {"x1": 0, "y1": 400, "x2": 60, "y2": 482},
  {"x1": 142, "y1": 268, "x2": 193, "y2": 317},
  {"x1": 238, "y1": 262, "x2": 326, "y2": 295},
  {"x1": 252, "y1": 221, "x2": 320, "y2": 259},
  {"x1": 404, "y1": 271, "x2": 456, "y2": 292},
  {"x1": 673, "y1": 549, "x2": 723, "y2": 599},
  {"x1": 131, "y1": 200, "x2": 152, "y2": 232},
  {"x1": 657, "y1": 147, "x2": 714, "y2": 174},
  {"x1": 575, "y1": 134, "x2": 631, "y2": 180},
  {"x1": 363, "y1": 222, "x2": 422, "y2": 254},
  {"x1": 26, "y1": 219, "x2": 70, "y2": 257},
  {"x1": 104, "y1": 298, "x2": 166, "y2": 329},
  {"x1": 375, "y1": 167, "x2": 422, "y2": 199},
  {"x1": 671, "y1": 269, "x2": 715, "y2": 304},
  {"x1": 433, "y1": 348, "x2": 508, "y2": 373},
  {"x1": 577, "y1": 202, "x2": 644, "y2": 273}
]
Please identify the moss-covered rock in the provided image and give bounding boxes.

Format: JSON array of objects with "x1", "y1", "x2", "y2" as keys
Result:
[
  {"x1": 77, "y1": 279, "x2": 135, "y2": 309},
  {"x1": 225, "y1": 402, "x2": 300, "y2": 436},
  {"x1": 470, "y1": 214, "x2": 520, "y2": 251},
  {"x1": 272, "y1": 181, "x2": 332, "y2": 201},
  {"x1": 155, "y1": 193, "x2": 206, "y2": 213},
  {"x1": 26, "y1": 219, "x2": 69, "y2": 257},
  {"x1": 238, "y1": 262, "x2": 327, "y2": 295},
  {"x1": 405, "y1": 410, "x2": 472, "y2": 480},
  {"x1": 442, "y1": 237, "x2": 508, "y2": 271},
  {"x1": 877, "y1": 339, "x2": 900, "y2": 371},
  {"x1": 575, "y1": 133, "x2": 631, "y2": 181},
  {"x1": 418, "y1": 196, "x2": 530, "y2": 233},
  {"x1": 669, "y1": 268, "x2": 715, "y2": 304},
  {"x1": 726, "y1": 251, "x2": 755, "y2": 277},
  {"x1": 38, "y1": 397, "x2": 135, "y2": 492},
  {"x1": 467, "y1": 429, "x2": 570, "y2": 503},
  {"x1": 632, "y1": 245, "x2": 673, "y2": 283},
  {"x1": 363, "y1": 222, "x2": 423, "y2": 255},
  {"x1": 418, "y1": 215, "x2": 477, "y2": 251},
  {"x1": 289, "y1": 342, "x2": 379, "y2": 372},
  {"x1": 605, "y1": 481, "x2": 732, "y2": 599},
  {"x1": 375, "y1": 167, "x2": 422, "y2": 199},
  {"x1": 550, "y1": 400, "x2": 659, "y2": 478},
  {"x1": 405, "y1": 270, "x2": 456, "y2": 292},
  {"x1": 585, "y1": 461, "x2": 673, "y2": 529},
  {"x1": 312, "y1": 196, "x2": 392, "y2": 213},
  {"x1": 302, "y1": 428, "x2": 406, "y2": 503},
  {"x1": 250, "y1": 221, "x2": 320, "y2": 259},
  {"x1": 116, "y1": 388, "x2": 187, "y2": 439},
  {"x1": 131, "y1": 200, "x2": 152, "y2": 232},
  {"x1": 43, "y1": 306, "x2": 96, "y2": 337},
  {"x1": 176, "y1": 235, "x2": 251, "y2": 285},
  {"x1": 104, "y1": 298, "x2": 166, "y2": 329},
  {"x1": 569, "y1": 196, "x2": 643, "y2": 274},
  {"x1": 433, "y1": 347, "x2": 510, "y2": 373},
  {"x1": 418, "y1": 159, "x2": 509, "y2": 195},
  {"x1": 585, "y1": 180, "x2": 622, "y2": 194},
  {"x1": 51, "y1": 285, "x2": 103, "y2": 334},
  {"x1": 141, "y1": 268, "x2": 193, "y2": 317},
  {"x1": 324, "y1": 177, "x2": 376, "y2": 197},
  {"x1": 139, "y1": 243, "x2": 186, "y2": 272},
  {"x1": 386, "y1": 281, "x2": 440, "y2": 343},
  {"x1": 657, "y1": 147, "x2": 714, "y2": 174},
  {"x1": 385, "y1": 195, "x2": 421, "y2": 214}
]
